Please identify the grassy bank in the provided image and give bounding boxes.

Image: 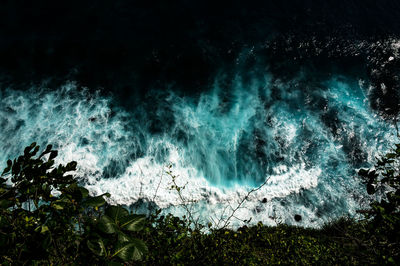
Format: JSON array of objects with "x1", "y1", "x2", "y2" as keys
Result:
[{"x1": 137, "y1": 215, "x2": 377, "y2": 265}]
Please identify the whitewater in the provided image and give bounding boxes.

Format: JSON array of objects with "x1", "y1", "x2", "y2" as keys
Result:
[{"x1": 0, "y1": 40, "x2": 399, "y2": 229}]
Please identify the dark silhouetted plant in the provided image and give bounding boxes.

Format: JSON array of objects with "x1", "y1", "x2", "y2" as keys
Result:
[
  {"x1": 358, "y1": 143, "x2": 400, "y2": 263},
  {"x1": 0, "y1": 142, "x2": 147, "y2": 265}
]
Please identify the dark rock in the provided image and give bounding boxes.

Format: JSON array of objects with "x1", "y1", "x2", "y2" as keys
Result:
[
  {"x1": 294, "y1": 214, "x2": 302, "y2": 222},
  {"x1": 262, "y1": 198, "x2": 267, "y2": 203}
]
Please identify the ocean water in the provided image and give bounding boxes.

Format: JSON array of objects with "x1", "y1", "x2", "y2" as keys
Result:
[{"x1": 1, "y1": 1, "x2": 400, "y2": 228}]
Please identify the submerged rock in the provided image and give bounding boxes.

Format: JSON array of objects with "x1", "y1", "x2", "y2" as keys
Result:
[{"x1": 294, "y1": 214, "x2": 302, "y2": 222}]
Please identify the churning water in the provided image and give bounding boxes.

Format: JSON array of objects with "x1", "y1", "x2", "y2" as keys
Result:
[
  {"x1": 1, "y1": 1, "x2": 400, "y2": 228},
  {"x1": 0, "y1": 52, "x2": 398, "y2": 228}
]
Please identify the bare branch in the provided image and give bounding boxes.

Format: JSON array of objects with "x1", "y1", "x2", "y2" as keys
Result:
[
  {"x1": 220, "y1": 176, "x2": 271, "y2": 229},
  {"x1": 152, "y1": 166, "x2": 164, "y2": 202},
  {"x1": 166, "y1": 166, "x2": 199, "y2": 229}
]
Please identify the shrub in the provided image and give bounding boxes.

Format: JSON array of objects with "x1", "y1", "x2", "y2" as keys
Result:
[
  {"x1": 358, "y1": 143, "x2": 400, "y2": 263},
  {"x1": 0, "y1": 143, "x2": 147, "y2": 265}
]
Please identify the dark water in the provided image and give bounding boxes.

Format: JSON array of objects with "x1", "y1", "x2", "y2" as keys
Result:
[{"x1": 0, "y1": 1, "x2": 399, "y2": 227}]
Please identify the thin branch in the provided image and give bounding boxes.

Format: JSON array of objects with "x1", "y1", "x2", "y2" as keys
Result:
[
  {"x1": 221, "y1": 176, "x2": 271, "y2": 229},
  {"x1": 167, "y1": 169, "x2": 198, "y2": 228},
  {"x1": 152, "y1": 166, "x2": 164, "y2": 202},
  {"x1": 216, "y1": 204, "x2": 230, "y2": 228}
]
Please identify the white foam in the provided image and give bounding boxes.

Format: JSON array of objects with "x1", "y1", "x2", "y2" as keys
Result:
[
  {"x1": 0, "y1": 74, "x2": 397, "y2": 229},
  {"x1": 80, "y1": 142, "x2": 321, "y2": 228}
]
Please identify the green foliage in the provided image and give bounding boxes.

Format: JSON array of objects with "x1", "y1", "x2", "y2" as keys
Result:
[
  {"x1": 87, "y1": 205, "x2": 148, "y2": 262},
  {"x1": 358, "y1": 143, "x2": 400, "y2": 263},
  {"x1": 0, "y1": 143, "x2": 147, "y2": 265},
  {"x1": 135, "y1": 213, "x2": 373, "y2": 265}
]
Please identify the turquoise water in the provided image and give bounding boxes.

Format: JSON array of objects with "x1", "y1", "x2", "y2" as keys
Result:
[{"x1": 0, "y1": 64, "x2": 396, "y2": 228}]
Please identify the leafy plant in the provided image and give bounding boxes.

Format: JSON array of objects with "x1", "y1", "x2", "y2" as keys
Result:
[
  {"x1": 358, "y1": 143, "x2": 400, "y2": 263},
  {"x1": 87, "y1": 205, "x2": 148, "y2": 262},
  {"x1": 0, "y1": 142, "x2": 147, "y2": 264}
]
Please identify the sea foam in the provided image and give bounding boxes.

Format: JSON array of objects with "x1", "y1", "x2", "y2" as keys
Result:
[{"x1": 0, "y1": 70, "x2": 396, "y2": 228}]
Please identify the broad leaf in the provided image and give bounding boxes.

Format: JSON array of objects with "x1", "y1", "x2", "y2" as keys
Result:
[
  {"x1": 84, "y1": 195, "x2": 106, "y2": 208},
  {"x1": 65, "y1": 161, "x2": 77, "y2": 171},
  {"x1": 113, "y1": 238, "x2": 148, "y2": 261},
  {"x1": 87, "y1": 238, "x2": 106, "y2": 257},
  {"x1": 128, "y1": 238, "x2": 148, "y2": 260},
  {"x1": 24, "y1": 143, "x2": 36, "y2": 155},
  {"x1": 79, "y1": 187, "x2": 89, "y2": 198},
  {"x1": 120, "y1": 215, "x2": 146, "y2": 232},
  {"x1": 64, "y1": 183, "x2": 80, "y2": 195},
  {"x1": 1, "y1": 160, "x2": 12, "y2": 175},
  {"x1": 105, "y1": 206, "x2": 129, "y2": 222},
  {"x1": 98, "y1": 215, "x2": 119, "y2": 234},
  {"x1": 118, "y1": 232, "x2": 132, "y2": 243},
  {"x1": 44, "y1": 144, "x2": 52, "y2": 153},
  {"x1": 49, "y1": 151, "x2": 58, "y2": 161}
]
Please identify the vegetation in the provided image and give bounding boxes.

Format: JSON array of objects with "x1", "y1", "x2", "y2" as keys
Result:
[
  {"x1": 0, "y1": 142, "x2": 399, "y2": 265},
  {"x1": 357, "y1": 143, "x2": 400, "y2": 263},
  {"x1": 0, "y1": 143, "x2": 147, "y2": 265}
]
